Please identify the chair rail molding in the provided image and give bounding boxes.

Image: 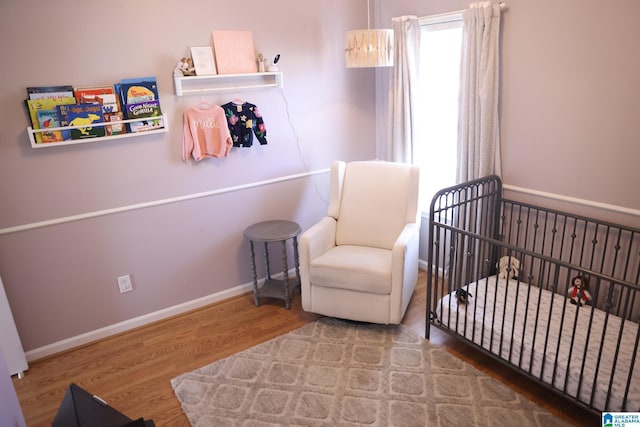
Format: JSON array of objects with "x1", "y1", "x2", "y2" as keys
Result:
[
  {"x1": 0, "y1": 168, "x2": 331, "y2": 236},
  {"x1": 503, "y1": 184, "x2": 640, "y2": 218}
]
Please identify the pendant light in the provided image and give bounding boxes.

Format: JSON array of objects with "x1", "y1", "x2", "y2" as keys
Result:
[{"x1": 345, "y1": 0, "x2": 394, "y2": 68}]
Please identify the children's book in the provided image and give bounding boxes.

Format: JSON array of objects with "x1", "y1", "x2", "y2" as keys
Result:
[
  {"x1": 56, "y1": 104, "x2": 77, "y2": 141},
  {"x1": 117, "y1": 77, "x2": 159, "y2": 105},
  {"x1": 36, "y1": 109, "x2": 63, "y2": 143},
  {"x1": 66, "y1": 103, "x2": 105, "y2": 139},
  {"x1": 27, "y1": 85, "x2": 74, "y2": 101},
  {"x1": 26, "y1": 96, "x2": 75, "y2": 143},
  {"x1": 119, "y1": 76, "x2": 156, "y2": 84},
  {"x1": 74, "y1": 85, "x2": 121, "y2": 134},
  {"x1": 103, "y1": 111, "x2": 126, "y2": 136},
  {"x1": 125, "y1": 100, "x2": 163, "y2": 133},
  {"x1": 56, "y1": 105, "x2": 70, "y2": 141},
  {"x1": 74, "y1": 85, "x2": 117, "y2": 107}
]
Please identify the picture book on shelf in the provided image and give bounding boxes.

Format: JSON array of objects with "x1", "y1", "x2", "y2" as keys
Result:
[
  {"x1": 56, "y1": 104, "x2": 74, "y2": 141},
  {"x1": 125, "y1": 100, "x2": 163, "y2": 133},
  {"x1": 74, "y1": 85, "x2": 118, "y2": 108},
  {"x1": 66, "y1": 103, "x2": 105, "y2": 139},
  {"x1": 119, "y1": 76, "x2": 156, "y2": 84},
  {"x1": 36, "y1": 109, "x2": 63, "y2": 143},
  {"x1": 116, "y1": 77, "x2": 159, "y2": 105},
  {"x1": 26, "y1": 96, "x2": 76, "y2": 144},
  {"x1": 74, "y1": 85, "x2": 122, "y2": 134},
  {"x1": 27, "y1": 85, "x2": 74, "y2": 101},
  {"x1": 103, "y1": 112, "x2": 126, "y2": 136}
]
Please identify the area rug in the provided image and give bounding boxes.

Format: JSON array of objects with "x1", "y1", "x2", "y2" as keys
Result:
[{"x1": 171, "y1": 317, "x2": 569, "y2": 426}]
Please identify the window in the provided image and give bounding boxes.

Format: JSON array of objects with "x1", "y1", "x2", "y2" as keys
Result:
[{"x1": 415, "y1": 14, "x2": 463, "y2": 212}]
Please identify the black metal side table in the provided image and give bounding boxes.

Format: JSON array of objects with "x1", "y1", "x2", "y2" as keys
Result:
[{"x1": 244, "y1": 220, "x2": 301, "y2": 309}]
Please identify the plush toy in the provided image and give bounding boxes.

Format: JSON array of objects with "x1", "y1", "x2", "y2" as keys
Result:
[
  {"x1": 497, "y1": 256, "x2": 520, "y2": 279},
  {"x1": 455, "y1": 288, "x2": 472, "y2": 305},
  {"x1": 568, "y1": 275, "x2": 592, "y2": 306}
]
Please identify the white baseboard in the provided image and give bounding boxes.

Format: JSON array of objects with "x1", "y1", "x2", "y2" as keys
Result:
[
  {"x1": 25, "y1": 280, "x2": 255, "y2": 362},
  {"x1": 27, "y1": 262, "x2": 434, "y2": 362}
]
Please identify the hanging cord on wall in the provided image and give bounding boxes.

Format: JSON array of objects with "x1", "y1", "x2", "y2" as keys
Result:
[{"x1": 278, "y1": 86, "x2": 328, "y2": 204}]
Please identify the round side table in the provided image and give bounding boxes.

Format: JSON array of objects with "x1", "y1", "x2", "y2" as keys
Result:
[{"x1": 244, "y1": 220, "x2": 301, "y2": 310}]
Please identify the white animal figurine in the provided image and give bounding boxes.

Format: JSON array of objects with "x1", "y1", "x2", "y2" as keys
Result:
[{"x1": 497, "y1": 256, "x2": 520, "y2": 279}]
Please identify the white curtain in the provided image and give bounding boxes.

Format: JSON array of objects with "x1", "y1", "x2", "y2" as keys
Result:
[
  {"x1": 387, "y1": 15, "x2": 421, "y2": 163},
  {"x1": 457, "y1": 1, "x2": 502, "y2": 183}
]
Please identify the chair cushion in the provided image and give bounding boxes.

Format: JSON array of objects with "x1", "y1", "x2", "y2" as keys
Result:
[
  {"x1": 336, "y1": 161, "x2": 416, "y2": 250},
  {"x1": 309, "y1": 245, "x2": 392, "y2": 295}
]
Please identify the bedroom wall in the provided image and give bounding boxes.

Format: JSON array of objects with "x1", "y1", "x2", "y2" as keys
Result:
[
  {"x1": 0, "y1": 1, "x2": 377, "y2": 355},
  {"x1": 379, "y1": 0, "x2": 640, "y2": 260}
]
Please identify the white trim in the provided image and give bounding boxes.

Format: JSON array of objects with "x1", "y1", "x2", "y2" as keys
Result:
[
  {"x1": 29, "y1": 261, "x2": 431, "y2": 361},
  {"x1": 25, "y1": 280, "x2": 255, "y2": 361},
  {"x1": 0, "y1": 168, "x2": 331, "y2": 236},
  {"x1": 503, "y1": 184, "x2": 640, "y2": 218},
  {"x1": 419, "y1": 11, "x2": 463, "y2": 27},
  {"x1": 26, "y1": 267, "x2": 302, "y2": 361},
  {"x1": 420, "y1": 185, "x2": 639, "y2": 219}
]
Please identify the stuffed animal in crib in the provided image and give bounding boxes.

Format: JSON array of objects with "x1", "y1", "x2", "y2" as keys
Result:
[
  {"x1": 455, "y1": 288, "x2": 472, "y2": 305},
  {"x1": 497, "y1": 256, "x2": 520, "y2": 279},
  {"x1": 568, "y1": 275, "x2": 592, "y2": 306}
]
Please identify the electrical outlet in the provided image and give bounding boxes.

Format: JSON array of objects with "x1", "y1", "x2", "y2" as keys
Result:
[{"x1": 117, "y1": 274, "x2": 133, "y2": 293}]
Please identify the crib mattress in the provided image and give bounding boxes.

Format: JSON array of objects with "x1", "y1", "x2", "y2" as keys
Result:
[{"x1": 436, "y1": 276, "x2": 640, "y2": 412}]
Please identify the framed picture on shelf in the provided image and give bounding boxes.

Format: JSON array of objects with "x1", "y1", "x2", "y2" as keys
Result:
[
  {"x1": 190, "y1": 46, "x2": 217, "y2": 76},
  {"x1": 211, "y1": 30, "x2": 258, "y2": 74}
]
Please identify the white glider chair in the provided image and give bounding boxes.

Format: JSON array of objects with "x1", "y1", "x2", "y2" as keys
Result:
[{"x1": 300, "y1": 160, "x2": 420, "y2": 324}]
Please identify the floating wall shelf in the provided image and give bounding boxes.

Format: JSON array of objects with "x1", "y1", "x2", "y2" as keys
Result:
[
  {"x1": 173, "y1": 72, "x2": 283, "y2": 96},
  {"x1": 27, "y1": 114, "x2": 169, "y2": 149}
]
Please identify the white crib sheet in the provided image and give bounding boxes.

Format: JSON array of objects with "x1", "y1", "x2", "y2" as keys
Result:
[{"x1": 436, "y1": 276, "x2": 640, "y2": 411}]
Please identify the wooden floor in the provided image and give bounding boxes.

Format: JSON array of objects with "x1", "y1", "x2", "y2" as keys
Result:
[{"x1": 13, "y1": 270, "x2": 599, "y2": 426}]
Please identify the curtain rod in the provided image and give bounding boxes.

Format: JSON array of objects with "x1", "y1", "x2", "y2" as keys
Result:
[
  {"x1": 457, "y1": 1, "x2": 507, "y2": 15},
  {"x1": 419, "y1": 1, "x2": 506, "y2": 21}
]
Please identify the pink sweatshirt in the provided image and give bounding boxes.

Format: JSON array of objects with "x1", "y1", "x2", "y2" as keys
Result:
[{"x1": 182, "y1": 104, "x2": 232, "y2": 161}]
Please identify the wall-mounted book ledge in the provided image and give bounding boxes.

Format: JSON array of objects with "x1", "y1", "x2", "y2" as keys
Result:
[
  {"x1": 173, "y1": 72, "x2": 283, "y2": 96},
  {"x1": 27, "y1": 114, "x2": 169, "y2": 148}
]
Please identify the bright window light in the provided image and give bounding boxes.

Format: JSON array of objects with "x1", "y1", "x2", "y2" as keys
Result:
[{"x1": 415, "y1": 17, "x2": 463, "y2": 212}]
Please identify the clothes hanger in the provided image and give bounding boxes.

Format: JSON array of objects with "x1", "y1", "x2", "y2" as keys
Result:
[
  {"x1": 232, "y1": 88, "x2": 245, "y2": 105},
  {"x1": 196, "y1": 93, "x2": 214, "y2": 109}
]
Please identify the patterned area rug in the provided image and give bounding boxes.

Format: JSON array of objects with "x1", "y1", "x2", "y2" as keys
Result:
[{"x1": 171, "y1": 318, "x2": 569, "y2": 426}]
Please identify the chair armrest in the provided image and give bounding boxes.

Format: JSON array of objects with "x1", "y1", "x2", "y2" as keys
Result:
[
  {"x1": 300, "y1": 216, "x2": 337, "y2": 310},
  {"x1": 390, "y1": 222, "x2": 420, "y2": 323},
  {"x1": 393, "y1": 222, "x2": 420, "y2": 252},
  {"x1": 300, "y1": 216, "x2": 337, "y2": 260}
]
